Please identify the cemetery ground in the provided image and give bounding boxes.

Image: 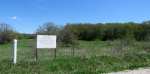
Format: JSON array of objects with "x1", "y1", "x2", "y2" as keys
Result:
[{"x1": 1, "y1": 39, "x2": 150, "y2": 74}]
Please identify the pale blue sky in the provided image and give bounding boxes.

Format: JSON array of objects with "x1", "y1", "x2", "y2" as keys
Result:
[{"x1": 0, "y1": 0, "x2": 150, "y2": 33}]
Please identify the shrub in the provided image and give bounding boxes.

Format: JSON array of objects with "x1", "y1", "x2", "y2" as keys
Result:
[{"x1": 58, "y1": 29, "x2": 78, "y2": 47}]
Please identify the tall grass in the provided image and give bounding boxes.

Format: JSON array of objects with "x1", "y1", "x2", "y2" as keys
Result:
[{"x1": 0, "y1": 39, "x2": 150, "y2": 73}]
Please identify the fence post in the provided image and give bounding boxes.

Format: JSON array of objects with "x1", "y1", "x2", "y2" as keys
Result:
[
  {"x1": 34, "y1": 35, "x2": 38, "y2": 62},
  {"x1": 34, "y1": 48, "x2": 38, "y2": 61},
  {"x1": 54, "y1": 48, "x2": 57, "y2": 58},
  {"x1": 13, "y1": 39, "x2": 17, "y2": 64},
  {"x1": 72, "y1": 47, "x2": 75, "y2": 56}
]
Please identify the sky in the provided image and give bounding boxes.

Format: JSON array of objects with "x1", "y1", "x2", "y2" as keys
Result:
[{"x1": 0, "y1": 0, "x2": 150, "y2": 33}]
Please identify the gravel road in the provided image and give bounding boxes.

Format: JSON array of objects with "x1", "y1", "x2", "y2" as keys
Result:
[{"x1": 108, "y1": 68, "x2": 150, "y2": 74}]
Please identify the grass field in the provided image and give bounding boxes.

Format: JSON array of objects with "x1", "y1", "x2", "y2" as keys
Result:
[{"x1": 1, "y1": 39, "x2": 150, "y2": 74}]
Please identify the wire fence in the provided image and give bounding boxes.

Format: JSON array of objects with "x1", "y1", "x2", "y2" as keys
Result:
[{"x1": 0, "y1": 39, "x2": 95, "y2": 62}]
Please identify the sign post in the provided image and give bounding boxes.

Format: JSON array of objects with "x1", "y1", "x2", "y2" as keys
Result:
[
  {"x1": 36, "y1": 35, "x2": 57, "y2": 60},
  {"x1": 13, "y1": 39, "x2": 17, "y2": 64}
]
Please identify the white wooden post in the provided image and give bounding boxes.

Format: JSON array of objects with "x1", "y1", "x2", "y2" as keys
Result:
[{"x1": 13, "y1": 39, "x2": 17, "y2": 64}]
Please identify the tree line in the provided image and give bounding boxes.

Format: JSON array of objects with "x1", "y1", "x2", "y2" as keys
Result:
[
  {"x1": 65, "y1": 22, "x2": 150, "y2": 41},
  {"x1": 0, "y1": 21, "x2": 150, "y2": 45}
]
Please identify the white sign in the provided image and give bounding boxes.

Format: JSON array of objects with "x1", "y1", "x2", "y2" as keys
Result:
[{"x1": 37, "y1": 35, "x2": 56, "y2": 48}]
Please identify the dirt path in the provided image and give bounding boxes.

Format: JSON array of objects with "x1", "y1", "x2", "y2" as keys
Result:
[{"x1": 108, "y1": 68, "x2": 150, "y2": 74}]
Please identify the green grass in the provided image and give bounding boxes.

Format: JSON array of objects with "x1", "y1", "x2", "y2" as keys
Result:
[{"x1": 0, "y1": 39, "x2": 150, "y2": 74}]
